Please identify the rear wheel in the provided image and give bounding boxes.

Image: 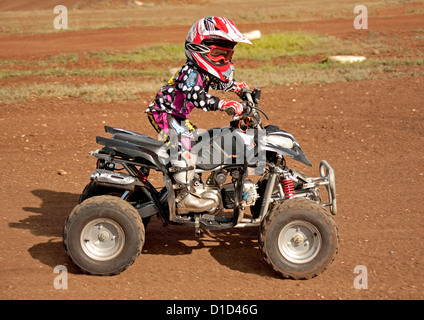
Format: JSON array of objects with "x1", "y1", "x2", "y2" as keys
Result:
[
  {"x1": 63, "y1": 195, "x2": 145, "y2": 276},
  {"x1": 259, "y1": 198, "x2": 339, "y2": 279}
]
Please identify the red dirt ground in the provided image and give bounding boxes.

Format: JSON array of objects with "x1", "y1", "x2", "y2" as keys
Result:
[
  {"x1": 1, "y1": 14, "x2": 424, "y2": 58},
  {"x1": 0, "y1": 5, "x2": 423, "y2": 301}
]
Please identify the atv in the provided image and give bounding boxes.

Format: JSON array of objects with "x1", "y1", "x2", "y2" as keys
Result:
[{"x1": 63, "y1": 88, "x2": 338, "y2": 279}]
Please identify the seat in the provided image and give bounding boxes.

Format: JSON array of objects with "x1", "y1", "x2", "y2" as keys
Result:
[{"x1": 112, "y1": 132, "x2": 164, "y2": 148}]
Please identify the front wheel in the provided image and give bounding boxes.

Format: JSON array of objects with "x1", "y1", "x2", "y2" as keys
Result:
[
  {"x1": 63, "y1": 195, "x2": 145, "y2": 276},
  {"x1": 259, "y1": 198, "x2": 339, "y2": 279}
]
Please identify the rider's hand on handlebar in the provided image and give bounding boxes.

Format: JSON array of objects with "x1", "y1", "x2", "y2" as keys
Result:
[
  {"x1": 234, "y1": 82, "x2": 249, "y2": 97},
  {"x1": 241, "y1": 100, "x2": 253, "y2": 115},
  {"x1": 218, "y1": 100, "x2": 243, "y2": 116}
]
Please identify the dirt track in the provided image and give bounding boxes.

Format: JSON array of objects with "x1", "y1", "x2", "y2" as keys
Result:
[
  {"x1": 1, "y1": 14, "x2": 424, "y2": 58},
  {"x1": 1, "y1": 5, "x2": 424, "y2": 301}
]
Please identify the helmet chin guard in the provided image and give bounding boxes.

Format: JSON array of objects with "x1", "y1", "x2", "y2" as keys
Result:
[{"x1": 222, "y1": 65, "x2": 235, "y2": 82}]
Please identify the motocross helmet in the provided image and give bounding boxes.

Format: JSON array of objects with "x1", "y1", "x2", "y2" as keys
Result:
[{"x1": 185, "y1": 17, "x2": 252, "y2": 82}]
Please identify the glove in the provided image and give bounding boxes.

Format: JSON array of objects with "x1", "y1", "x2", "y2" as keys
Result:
[
  {"x1": 233, "y1": 82, "x2": 249, "y2": 97},
  {"x1": 218, "y1": 100, "x2": 243, "y2": 116}
]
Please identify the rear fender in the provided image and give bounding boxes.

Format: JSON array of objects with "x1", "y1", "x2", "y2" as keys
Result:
[{"x1": 95, "y1": 136, "x2": 168, "y2": 171}]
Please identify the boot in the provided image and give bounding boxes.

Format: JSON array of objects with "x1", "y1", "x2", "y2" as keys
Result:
[{"x1": 172, "y1": 151, "x2": 215, "y2": 213}]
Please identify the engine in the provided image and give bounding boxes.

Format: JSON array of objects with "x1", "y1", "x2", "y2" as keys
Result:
[
  {"x1": 219, "y1": 179, "x2": 259, "y2": 210},
  {"x1": 190, "y1": 171, "x2": 259, "y2": 215},
  {"x1": 191, "y1": 170, "x2": 259, "y2": 215}
]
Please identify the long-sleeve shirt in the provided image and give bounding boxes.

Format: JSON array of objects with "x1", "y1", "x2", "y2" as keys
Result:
[{"x1": 145, "y1": 60, "x2": 237, "y2": 119}]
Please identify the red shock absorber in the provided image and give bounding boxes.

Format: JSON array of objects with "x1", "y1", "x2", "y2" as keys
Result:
[
  {"x1": 281, "y1": 176, "x2": 295, "y2": 199},
  {"x1": 137, "y1": 171, "x2": 148, "y2": 182}
]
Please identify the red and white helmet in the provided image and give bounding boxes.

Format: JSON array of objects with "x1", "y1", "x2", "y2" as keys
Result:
[{"x1": 185, "y1": 17, "x2": 252, "y2": 82}]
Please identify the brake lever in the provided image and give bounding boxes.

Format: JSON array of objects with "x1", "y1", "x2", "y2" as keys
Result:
[{"x1": 252, "y1": 106, "x2": 269, "y2": 120}]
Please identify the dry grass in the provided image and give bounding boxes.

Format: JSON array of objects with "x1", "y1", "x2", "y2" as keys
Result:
[
  {"x1": 0, "y1": 81, "x2": 162, "y2": 103},
  {"x1": 1, "y1": 0, "x2": 423, "y2": 103},
  {"x1": 1, "y1": 0, "x2": 422, "y2": 34}
]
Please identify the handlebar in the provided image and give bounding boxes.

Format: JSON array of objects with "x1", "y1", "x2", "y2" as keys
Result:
[{"x1": 230, "y1": 88, "x2": 269, "y2": 127}]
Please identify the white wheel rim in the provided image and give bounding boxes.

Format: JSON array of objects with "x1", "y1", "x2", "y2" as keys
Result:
[
  {"x1": 80, "y1": 218, "x2": 125, "y2": 261},
  {"x1": 277, "y1": 220, "x2": 321, "y2": 264}
]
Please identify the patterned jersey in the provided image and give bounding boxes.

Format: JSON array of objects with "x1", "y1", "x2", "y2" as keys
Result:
[{"x1": 145, "y1": 60, "x2": 238, "y2": 119}]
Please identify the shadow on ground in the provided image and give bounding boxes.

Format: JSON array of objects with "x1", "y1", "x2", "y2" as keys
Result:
[{"x1": 12, "y1": 189, "x2": 275, "y2": 277}]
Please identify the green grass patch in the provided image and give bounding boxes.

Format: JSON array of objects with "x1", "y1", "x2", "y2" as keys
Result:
[
  {"x1": 0, "y1": 31, "x2": 379, "y2": 69},
  {"x1": 0, "y1": 81, "x2": 162, "y2": 104},
  {"x1": 0, "y1": 53, "x2": 81, "y2": 67},
  {"x1": 2, "y1": 58, "x2": 422, "y2": 103},
  {"x1": 237, "y1": 58, "x2": 424, "y2": 86},
  {"x1": 236, "y1": 33, "x2": 331, "y2": 60},
  {"x1": 100, "y1": 44, "x2": 185, "y2": 63},
  {"x1": 0, "y1": 67, "x2": 165, "y2": 79},
  {"x1": 98, "y1": 33, "x2": 341, "y2": 63}
]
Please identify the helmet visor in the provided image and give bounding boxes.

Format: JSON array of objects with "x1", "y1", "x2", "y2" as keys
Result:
[{"x1": 207, "y1": 45, "x2": 234, "y2": 63}]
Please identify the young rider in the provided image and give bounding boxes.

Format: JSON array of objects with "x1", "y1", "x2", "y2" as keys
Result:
[{"x1": 145, "y1": 16, "x2": 252, "y2": 213}]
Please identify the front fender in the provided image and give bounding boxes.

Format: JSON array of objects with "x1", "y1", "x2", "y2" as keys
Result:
[
  {"x1": 264, "y1": 125, "x2": 311, "y2": 166},
  {"x1": 265, "y1": 142, "x2": 311, "y2": 166}
]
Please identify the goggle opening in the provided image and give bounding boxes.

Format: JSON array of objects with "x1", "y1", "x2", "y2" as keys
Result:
[{"x1": 207, "y1": 45, "x2": 234, "y2": 63}]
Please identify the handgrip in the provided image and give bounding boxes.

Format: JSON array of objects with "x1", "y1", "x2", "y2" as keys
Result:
[{"x1": 226, "y1": 108, "x2": 235, "y2": 116}]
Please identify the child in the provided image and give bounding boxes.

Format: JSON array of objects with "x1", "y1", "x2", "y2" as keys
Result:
[{"x1": 145, "y1": 16, "x2": 252, "y2": 213}]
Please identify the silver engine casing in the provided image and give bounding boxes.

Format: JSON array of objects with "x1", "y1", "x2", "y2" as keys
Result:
[
  {"x1": 191, "y1": 185, "x2": 224, "y2": 215},
  {"x1": 190, "y1": 179, "x2": 259, "y2": 215}
]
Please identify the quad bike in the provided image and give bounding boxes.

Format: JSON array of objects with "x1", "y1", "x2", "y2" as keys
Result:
[{"x1": 62, "y1": 88, "x2": 338, "y2": 279}]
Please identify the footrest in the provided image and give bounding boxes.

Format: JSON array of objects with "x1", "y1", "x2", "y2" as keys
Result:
[{"x1": 199, "y1": 214, "x2": 234, "y2": 230}]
